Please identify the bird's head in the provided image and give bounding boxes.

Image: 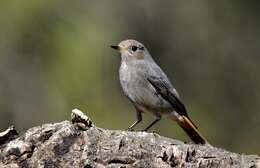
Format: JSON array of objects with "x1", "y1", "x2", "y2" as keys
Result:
[{"x1": 111, "y1": 39, "x2": 151, "y2": 61}]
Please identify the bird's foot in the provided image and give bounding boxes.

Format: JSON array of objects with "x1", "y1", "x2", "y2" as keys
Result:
[
  {"x1": 127, "y1": 128, "x2": 134, "y2": 131},
  {"x1": 140, "y1": 129, "x2": 148, "y2": 132}
]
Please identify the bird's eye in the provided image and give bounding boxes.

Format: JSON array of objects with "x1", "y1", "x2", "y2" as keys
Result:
[{"x1": 131, "y1": 45, "x2": 138, "y2": 51}]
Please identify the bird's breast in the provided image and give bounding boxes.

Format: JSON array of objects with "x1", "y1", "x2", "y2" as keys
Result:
[{"x1": 119, "y1": 62, "x2": 172, "y2": 113}]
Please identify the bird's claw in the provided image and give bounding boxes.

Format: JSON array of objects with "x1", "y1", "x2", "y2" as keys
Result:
[{"x1": 127, "y1": 128, "x2": 134, "y2": 131}]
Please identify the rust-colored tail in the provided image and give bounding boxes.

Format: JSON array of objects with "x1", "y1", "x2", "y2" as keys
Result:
[{"x1": 176, "y1": 116, "x2": 207, "y2": 144}]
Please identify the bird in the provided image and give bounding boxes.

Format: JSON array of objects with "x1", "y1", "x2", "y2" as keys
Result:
[{"x1": 111, "y1": 39, "x2": 207, "y2": 144}]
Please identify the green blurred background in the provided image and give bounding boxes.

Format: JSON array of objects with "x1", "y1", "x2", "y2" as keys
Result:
[{"x1": 0, "y1": 1, "x2": 259, "y2": 154}]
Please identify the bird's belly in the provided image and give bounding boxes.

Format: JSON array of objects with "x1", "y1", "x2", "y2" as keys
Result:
[
  {"x1": 133, "y1": 89, "x2": 172, "y2": 114},
  {"x1": 120, "y1": 72, "x2": 172, "y2": 114}
]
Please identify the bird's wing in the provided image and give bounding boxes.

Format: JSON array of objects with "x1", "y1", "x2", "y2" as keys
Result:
[
  {"x1": 146, "y1": 75, "x2": 189, "y2": 118},
  {"x1": 147, "y1": 75, "x2": 205, "y2": 143}
]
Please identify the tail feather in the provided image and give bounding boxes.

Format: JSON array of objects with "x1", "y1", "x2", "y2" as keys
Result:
[{"x1": 177, "y1": 116, "x2": 207, "y2": 144}]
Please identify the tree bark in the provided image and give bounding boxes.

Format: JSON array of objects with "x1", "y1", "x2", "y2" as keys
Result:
[{"x1": 0, "y1": 109, "x2": 259, "y2": 168}]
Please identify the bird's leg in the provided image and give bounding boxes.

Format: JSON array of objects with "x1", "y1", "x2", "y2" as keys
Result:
[
  {"x1": 142, "y1": 115, "x2": 161, "y2": 132},
  {"x1": 127, "y1": 110, "x2": 142, "y2": 131}
]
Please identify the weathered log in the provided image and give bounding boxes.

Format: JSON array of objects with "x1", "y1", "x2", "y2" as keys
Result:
[{"x1": 0, "y1": 109, "x2": 259, "y2": 168}]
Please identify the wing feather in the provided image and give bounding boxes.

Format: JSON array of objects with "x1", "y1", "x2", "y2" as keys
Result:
[{"x1": 147, "y1": 75, "x2": 189, "y2": 118}]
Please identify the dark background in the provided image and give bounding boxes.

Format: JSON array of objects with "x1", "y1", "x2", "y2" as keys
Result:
[{"x1": 0, "y1": 1, "x2": 259, "y2": 154}]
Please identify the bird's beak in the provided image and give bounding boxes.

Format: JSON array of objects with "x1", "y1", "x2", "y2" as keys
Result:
[{"x1": 110, "y1": 45, "x2": 121, "y2": 51}]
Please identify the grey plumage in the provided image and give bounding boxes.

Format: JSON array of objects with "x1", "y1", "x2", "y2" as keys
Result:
[
  {"x1": 119, "y1": 50, "x2": 177, "y2": 116},
  {"x1": 111, "y1": 39, "x2": 207, "y2": 144}
]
